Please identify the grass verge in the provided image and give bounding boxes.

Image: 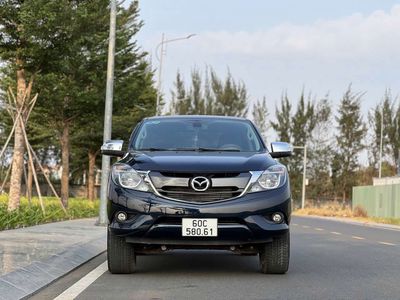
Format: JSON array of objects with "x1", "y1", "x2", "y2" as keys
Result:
[
  {"x1": 294, "y1": 204, "x2": 400, "y2": 226},
  {"x1": 0, "y1": 195, "x2": 99, "y2": 230}
]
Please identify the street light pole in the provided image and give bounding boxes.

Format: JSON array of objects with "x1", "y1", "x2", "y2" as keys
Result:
[
  {"x1": 98, "y1": 0, "x2": 117, "y2": 225},
  {"x1": 378, "y1": 105, "x2": 384, "y2": 178},
  {"x1": 155, "y1": 33, "x2": 165, "y2": 116},
  {"x1": 293, "y1": 145, "x2": 307, "y2": 209},
  {"x1": 301, "y1": 146, "x2": 307, "y2": 209},
  {"x1": 155, "y1": 33, "x2": 196, "y2": 116}
]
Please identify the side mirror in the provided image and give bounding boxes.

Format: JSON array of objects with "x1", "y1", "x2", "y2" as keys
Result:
[
  {"x1": 270, "y1": 142, "x2": 293, "y2": 158},
  {"x1": 101, "y1": 140, "x2": 125, "y2": 157}
]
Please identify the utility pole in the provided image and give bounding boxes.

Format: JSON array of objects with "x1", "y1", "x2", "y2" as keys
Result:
[
  {"x1": 293, "y1": 145, "x2": 307, "y2": 209},
  {"x1": 155, "y1": 33, "x2": 196, "y2": 115},
  {"x1": 378, "y1": 105, "x2": 384, "y2": 178},
  {"x1": 155, "y1": 33, "x2": 165, "y2": 116},
  {"x1": 98, "y1": 0, "x2": 117, "y2": 225},
  {"x1": 301, "y1": 146, "x2": 307, "y2": 209}
]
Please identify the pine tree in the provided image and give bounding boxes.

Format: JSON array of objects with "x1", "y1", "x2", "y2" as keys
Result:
[
  {"x1": 270, "y1": 92, "x2": 291, "y2": 143},
  {"x1": 211, "y1": 70, "x2": 248, "y2": 117},
  {"x1": 333, "y1": 86, "x2": 367, "y2": 201},
  {"x1": 252, "y1": 97, "x2": 269, "y2": 142},
  {"x1": 271, "y1": 90, "x2": 329, "y2": 204},
  {"x1": 368, "y1": 90, "x2": 399, "y2": 175},
  {"x1": 169, "y1": 68, "x2": 248, "y2": 117},
  {"x1": 290, "y1": 92, "x2": 316, "y2": 203},
  {"x1": 169, "y1": 72, "x2": 188, "y2": 115},
  {"x1": 308, "y1": 97, "x2": 334, "y2": 200}
]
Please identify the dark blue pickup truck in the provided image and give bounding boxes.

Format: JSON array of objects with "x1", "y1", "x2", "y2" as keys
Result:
[{"x1": 101, "y1": 115, "x2": 292, "y2": 274}]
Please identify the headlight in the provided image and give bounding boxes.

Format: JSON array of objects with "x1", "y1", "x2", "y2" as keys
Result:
[
  {"x1": 250, "y1": 165, "x2": 287, "y2": 192},
  {"x1": 111, "y1": 163, "x2": 150, "y2": 191}
]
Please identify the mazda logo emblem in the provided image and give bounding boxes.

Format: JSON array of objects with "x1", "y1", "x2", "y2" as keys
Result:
[{"x1": 190, "y1": 176, "x2": 210, "y2": 192}]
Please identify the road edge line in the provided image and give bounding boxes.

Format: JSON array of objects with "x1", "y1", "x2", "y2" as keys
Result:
[{"x1": 53, "y1": 261, "x2": 108, "y2": 300}]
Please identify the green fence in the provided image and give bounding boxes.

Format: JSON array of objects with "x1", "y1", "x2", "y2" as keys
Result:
[{"x1": 352, "y1": 184, "x2": 400, "y2": 218}]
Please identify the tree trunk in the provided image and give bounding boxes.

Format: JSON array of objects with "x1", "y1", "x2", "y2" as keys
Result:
[
  {"x1": 60, "y1": 120, "x2": 70, "y2": 208},
  {"x1": 7, "y1": 67, "x2": 27, "y2": 211},
  {"x1": 87, "y1": 150, "x2": 97, "y2": 200},
  {"x1": 26, "y1": 162, "x2": 33, "y2": 203}
]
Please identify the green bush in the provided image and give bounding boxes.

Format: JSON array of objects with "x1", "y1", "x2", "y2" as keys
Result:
[{"x1": 0, "y1": 195, "x2": 99, "y2": 230}]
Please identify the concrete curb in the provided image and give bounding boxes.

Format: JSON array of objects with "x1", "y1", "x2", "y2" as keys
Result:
[
  {"x1": 295, "y1": 214, "x2": 400, "y2": 231},
  {"x1": 0, "y1": 236, "x2": 106, "y2": 300}
]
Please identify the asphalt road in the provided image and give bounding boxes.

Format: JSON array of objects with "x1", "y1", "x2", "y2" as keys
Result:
[{"x1": 32, "y1": 216, "x2": 400, "y2": 300}]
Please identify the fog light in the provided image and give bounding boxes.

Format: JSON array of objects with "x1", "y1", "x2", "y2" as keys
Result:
[
  {"x1": 116, "y1": 211, "x2": 127, "y2": 222},
  {"x1": 272, "y1": 213, "x2": 283, "y2": 224}
]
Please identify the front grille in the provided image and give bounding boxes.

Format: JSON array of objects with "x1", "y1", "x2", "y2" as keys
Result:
[
  {"x1": 159, "y1": 186, "x2": 243, "y2": 203},
  {"x1": 149, "y1": 171, "x2": 250, "y2": 203}
]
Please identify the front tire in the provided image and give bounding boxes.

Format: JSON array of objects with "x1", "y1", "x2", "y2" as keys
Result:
[
  {"x1": 107, "y1": 227, "x2": 136, "y2": 274},
  {"x1": 259, "y1": 231, "x2": 290, "y2": 274}
]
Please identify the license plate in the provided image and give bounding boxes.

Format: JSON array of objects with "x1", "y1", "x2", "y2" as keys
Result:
[{"x1": 182, "y1": 218, "x2": 218, "y2": 237}]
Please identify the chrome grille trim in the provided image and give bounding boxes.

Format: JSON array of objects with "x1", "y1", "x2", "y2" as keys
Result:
[
  {"x1": 145, "y1": 171, "x2": 263, "y2": 204},
  {"x1": 149, "y1": 172, "x2": 249, "y2": 189}
]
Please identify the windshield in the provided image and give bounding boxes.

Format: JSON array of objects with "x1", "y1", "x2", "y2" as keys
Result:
[{"x1": 131, "y1": 118, "x2": 263, "y2": 152}]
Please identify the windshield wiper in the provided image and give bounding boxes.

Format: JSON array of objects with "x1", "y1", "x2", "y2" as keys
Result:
[
  {"x1": 172, "y1": 147, "x2": 241, "y2": 152},
  {"x1": 138, "y1": 148, "x2": 173, "y2": 151},
  {"x1": 138, "y1": 147, "x2": 241, "y2": 152},
  {"x1": 199, "y1": 147, "x2": 240, "y2": 152}
]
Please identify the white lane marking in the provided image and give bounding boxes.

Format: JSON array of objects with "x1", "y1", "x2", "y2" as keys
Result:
[
  {"x1": 351, "y1": 236, "x2": 365, "y2": 240},
  {"x1": 54, "y1": 261, "x2": 108, "y2": 300},
  {"x1": 330, "y1": 231, "x2": 342, "y2": 235},
  {"x1": 292, "y1": 223, "x2": 298, "y2": 226},
  {"x1": 302, "y1": 225, "x2": 310, "y2": 228},
  {"x1": 315, "y1": 228, "x2": 324, "y2": 231},
  {"x1": 378, "y1": 241, "x2": 396, "y2": 246}
]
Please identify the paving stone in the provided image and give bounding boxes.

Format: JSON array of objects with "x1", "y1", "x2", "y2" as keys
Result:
[{"x1": 0, "y1": 218, "x2": 106, "y2": 300}]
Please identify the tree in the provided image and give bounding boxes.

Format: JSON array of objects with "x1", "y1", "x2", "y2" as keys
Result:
[
  {"x1": 368, "y1": 90, "x2": 399, "y2": 176},
  {"x1": 0, "y1": 0, "x2": 56, "y2": 210},
  {"x1": 169, "y1": 68, "x2": 248, "y2": 117},
  {"x1": 211, "y1": 70, "x2": 248, "y2": 117},
  {"x1": 169, "y1": 72, "x2": 188, "y2": 115},
  {"x1": 271, "y1": 90, "x2": 318, "y2": 203},
  {"x1": 18, "y1": 0, "x2": 112, "y2": 207},
  {"x1": 252, "y1": 97, "x2": 269, "y2": 142},
  {"x1": 270, "y1": 92, "x2": 291, "y2": 143},
  {"x1": 30, "y1": 1, "x2": 157, "y2": 202},
  {"x1": 332, "y1": 86, "x2": 367, "y2": 201},
  {"x1": 307, "y1": 97, "x2": 334, "y2": 200}
]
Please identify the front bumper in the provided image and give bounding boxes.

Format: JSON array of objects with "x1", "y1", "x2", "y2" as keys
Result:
[{"x1": 107, "y1": 180, "x2": 291, "y2": 246}]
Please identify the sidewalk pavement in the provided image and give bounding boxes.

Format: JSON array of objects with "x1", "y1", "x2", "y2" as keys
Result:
[{"x1": 0, "y1": 218, "x2": 106, "y2": 300}]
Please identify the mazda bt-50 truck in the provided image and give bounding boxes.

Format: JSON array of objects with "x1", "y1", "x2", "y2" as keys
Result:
[{"x1": 101, "y1": 115, "x2": 293, "y2": 274}]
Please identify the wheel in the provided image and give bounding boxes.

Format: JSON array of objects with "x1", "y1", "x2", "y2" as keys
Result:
[
  {"x1": 107, "y1": 227, "x2": 136, "y2": 274},
  {"x1": 259, "y1": 231, "x2": 290, "y2": 274}
]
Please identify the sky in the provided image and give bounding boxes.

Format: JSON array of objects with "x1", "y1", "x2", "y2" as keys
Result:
[{"x1": 134, "y1": 0, "x2": 400, "y2": 118}]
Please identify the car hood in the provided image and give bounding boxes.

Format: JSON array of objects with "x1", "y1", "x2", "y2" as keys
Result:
[{"x1": 121, "y1": 151, "x2": 276, "y2": 173}]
